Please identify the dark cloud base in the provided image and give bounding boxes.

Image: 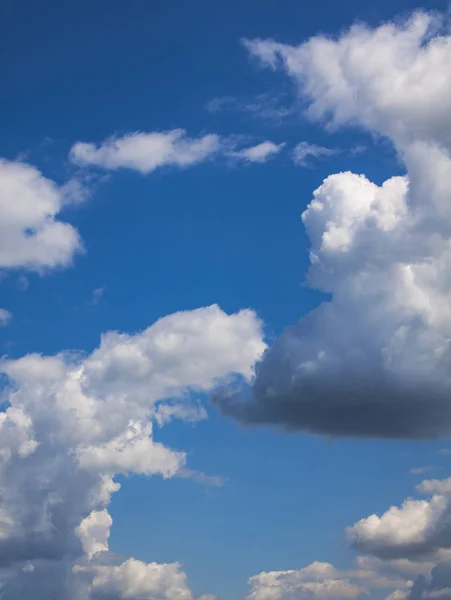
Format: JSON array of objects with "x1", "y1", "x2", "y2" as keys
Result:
[{"x1": 213, "y1": 357, "x2": 451, "y2": 440}]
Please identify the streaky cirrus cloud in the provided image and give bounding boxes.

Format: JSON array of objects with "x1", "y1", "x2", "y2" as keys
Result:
[
  {"x1": 0, "y1": 304, "x2": 265, "y2": 599},
  {"x1": 213, "y1": 10, "x2": 451, "y2": 440}
]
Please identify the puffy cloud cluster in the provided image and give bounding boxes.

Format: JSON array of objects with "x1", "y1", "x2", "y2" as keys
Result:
[
  {"x1": 242, "y1": 12, "x2": 451, "y2": 148},
  {"x1": 214, "y1": 11, "x2": 451, "y2": 440},
  {"x1": 0, "y1": 304, "x2": 265, "y2": 599},
  {"x1": 244, "y1": 555, "x2": 438, "y2": 600},
  {"x1": 246, "y1": 562, "x2": 361, "y2": 600},
  {"x1": 0, "y1": 159, "x2": 83, "y2": 272},
  {"x1": 339, "y1": 473, "x2": 451, "y2": 600}
]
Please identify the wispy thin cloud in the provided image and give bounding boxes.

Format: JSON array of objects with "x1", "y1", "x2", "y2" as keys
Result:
[
  {"x1": 90, "y1": 286, "x2": 106, "y2": 306},
  {"x1": 206, "y1": 92, "x2": 294, "y2": 122},
  {"x1": 409, "y1": 466, "x2": 437, "y2": 475},
  {"x1": 178, "y1": 468, "x2": 225, "y2": 487},
  {"x1": 0, "y1": 308, "x2": 12, "y2": 327},
  {"x1": 292, "y1": 141, "x2": 338, "y2": 167}
]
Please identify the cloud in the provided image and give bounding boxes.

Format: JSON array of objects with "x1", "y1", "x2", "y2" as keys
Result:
[
  {"x1": 74, "y1": 557, "x2": 194, "y2": 600},
  {"x1": 292, "y1": 142, "x2": 337, "y2": 166},
  {"x1": 0, "y1": 308, "x2": 12, "y2": 326},
  {"x1": 214, "y1": 10, "x2": 451, "y2": 440},
  {"x1": 0, "y1": 304, "x2": 265, "y2": 598},
  {"x1": 70, "y1": 130, "x2": 221, "y2": 174},
  {"x1": 229, "y1": 141, "x2": 286, "y2": 163},
  {"x1": 348, "y1": 495, "x2": 449, "y2": 559},
  {"x1": 244, "y1": 556, "x2": 434, "y2": 600},
  {"x1": 417, "y1": 478, "x2": 451, "y2": 496},
  {"x1": 411, "y1": 467, "x2": 438, "y2": 476},
  {"x1": 0, "y1": 159, "x2": 83, "y2": 272},
  {"x1": 70, "y1": 130, "x2": 286, "y2": 172},
  {"x1": 241, "y1": 12, "x2": 450, "y2": 146},
  {"x1": 206, "y1": 93, "x2": 293, "y2": 121},
  {"x1": 343, "y1": 476, "x2": 451, "y2": 600},
  {"x1": 246, "y1": 562, "x2": 361, "y2": 600},
  {"x1": 347, "y1": 475, "x2": 451, "y2": 562},
  {"x1": 90, "y1": 287, "x2": 106, "y2": 306}
]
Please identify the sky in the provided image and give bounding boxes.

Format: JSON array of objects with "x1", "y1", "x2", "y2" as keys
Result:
[{"x1": 1, "y1": 1, "x2": 451, "y2": 599}]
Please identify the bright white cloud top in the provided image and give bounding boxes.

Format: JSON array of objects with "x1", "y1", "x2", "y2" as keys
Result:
[
  {"x1": 0, "y1": 159, "x2": 83, "y2": 271},
  {"x1": 0, "y1": 305, "x2": 265, "y2": 599}
]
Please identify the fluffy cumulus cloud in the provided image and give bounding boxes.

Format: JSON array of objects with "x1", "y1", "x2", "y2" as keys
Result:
[
  {"x1": 70, "y1": 129, "x2": 222, "y2": 174},
  {"x1": 0, "y1": 159, "x2": 83, "y2": 272},
  {"x1": 214, "y1": 11, "x2": 451, "y2": 440},
  {"x1": 0, "y1": 304, "x2": 265, "y2": 599},
  {"x1": 244, "y1": 556, "x2": 437, "y2": 600},
  {"x1": 341, "y1": 474, "x2": 451, "y2": 600}
]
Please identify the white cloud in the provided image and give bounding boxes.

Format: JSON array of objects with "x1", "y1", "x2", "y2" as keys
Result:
[
  {"x1": 417, "y1": 478, "x2": 451, "y2": 496},
  {"x1": 71, "y1": 130, "x2": 286, "y2": 171},
  {"x1": 214, "y1": 10, "x2": 451, "y2": 440},
  {"x1": 229, "y1": 141, "x2": 285, "y2": 163},
  {"x1": 70, "y1": 129, "x2": 221, "y2": 174},
  {"x1": 76, "y1": 558, "x2": 194, "y2": 600},
  {"x1": 0, "y1": 305, "x2": 265, "y2": 598},
  {"x1": 242, "y1": 12, "x2": 451, "y2": 148},
  {"x1": 348, "y1": 496, "x2": 449, "y2": 557},
  {"x1": 0, "y1": 159, "x2": 83, "y2": 272},
  {"x1": 344, "y1": 479, "x2": 451, "y2": 599},
  {"x1": 0, "y1": 308, "x2": 12, "y2": 326},
  {"x1": 292, "y1": 142, "x2": 336, "y2": 166},
  {"x1": 245, "y1": 556, "x2": 431, "y2": 600}
]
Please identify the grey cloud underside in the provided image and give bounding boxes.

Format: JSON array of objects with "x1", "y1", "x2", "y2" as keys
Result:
[{"x1": 214, "y1": 333, "x2": 451, "y2": 440}]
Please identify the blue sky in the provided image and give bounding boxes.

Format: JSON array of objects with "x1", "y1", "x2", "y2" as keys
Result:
[{"x1": 2, "y1": 1, "x2": 451, "y2": 600}]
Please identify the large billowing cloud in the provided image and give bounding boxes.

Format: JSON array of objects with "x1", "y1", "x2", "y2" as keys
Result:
[
  {"x1": 0, "y1": 159, "x2": 83, "y2": 272},
  {"x1": 0, "y1": 305, "x2": 265, "y2": 599},
  {"x1": 214, "y1": 11, "x2": 451, "y2": 439}
]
